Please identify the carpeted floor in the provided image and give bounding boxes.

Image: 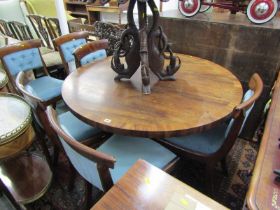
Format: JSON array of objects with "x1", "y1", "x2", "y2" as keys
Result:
[{"x1": 25, "y1": 137, "x2": 258, "y2": 210}]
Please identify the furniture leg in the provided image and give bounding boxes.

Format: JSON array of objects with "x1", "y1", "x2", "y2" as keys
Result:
[
  {"x1": 0, "y1": 178, "x2": 22, "y2": 210},
  {"x1": 221, "y1": 157, "x2": 228, "y2": 176}
]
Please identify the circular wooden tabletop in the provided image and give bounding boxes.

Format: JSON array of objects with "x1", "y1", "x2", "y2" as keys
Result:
[{"x1": 62, "y1": 54, "x2": 243, "y2": 138}]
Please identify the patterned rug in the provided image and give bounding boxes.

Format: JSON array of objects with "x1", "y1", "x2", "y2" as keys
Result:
[{"x1": 26, "y1": 138, "x2": 258, "y2": 210}]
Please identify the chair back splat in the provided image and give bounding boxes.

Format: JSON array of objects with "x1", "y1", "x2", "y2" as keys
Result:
[
  {"x1": 73, "y1": 39, "x2": 108, "y2": 68},
  {"x1": 53, "y1": 31, "x2": 89, "y2": 75},
  {"x1": 47, "y1": 106, "x2": 115, "y2": 192}
]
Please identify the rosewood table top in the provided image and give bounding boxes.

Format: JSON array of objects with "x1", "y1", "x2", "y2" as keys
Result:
[
  {"x1": 62, "y1": 54, "x2": 243, "y2": 138},
  {"x1": 91, "y1": 159, "x2": 229, "y2": 210}
]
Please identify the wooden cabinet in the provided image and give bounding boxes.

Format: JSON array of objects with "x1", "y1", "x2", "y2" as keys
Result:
[{"x1": 64, "y1": 1, "x2": 91, "y2": 19}]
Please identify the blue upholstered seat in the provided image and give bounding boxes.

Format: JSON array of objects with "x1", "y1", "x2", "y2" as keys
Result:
[
  {"x1": 2, "y1": 46, "x2": 63, "y2": 102},
  {"x1": 58, "y1": 111, "x2": 102, "y2": 141},
  {"x1": 80, "y1": 49, "x2": 107, "y2": 66},
  {"x1": 25, "y1": 76, "x2": 63, "y2": 101},
  {"x1": 59, "y1": 131, "x2": 176, "y2": 191},
  {"x1": 97, "y1": 135, "x2": 176, "y2": 183},
  {"x1": 164, "y1": 89, "x2": 255, "y2": 155}
]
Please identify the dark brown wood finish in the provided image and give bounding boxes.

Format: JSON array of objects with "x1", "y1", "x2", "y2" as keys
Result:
[
  {"x1": 8, "y1": 21, "x2": 33, "y2": 41},
  {"x1": 45, "y1": 17, "x2": 61, "y2": 41},
  {"x1": 246, "y1": 72, "x2": 280, "y2": 210},
  {"x1": 91, "y1": 159, "x2": 229, "y2": 210},
  {"x1": 53, "y1": 31, "x2": 89, "y2": 75},
  {"x1": 73, "y1": 39, "x2": 108, "y2": 67},
  {"x1": 27, "y1": 14, "x2": 53, "y2": 48},
  {"x1": 62, "y1": 54, "x2": 243, "y2": 138},
  {"x1": 155, "y1": 73, "x2": 263, "y2": 194}
]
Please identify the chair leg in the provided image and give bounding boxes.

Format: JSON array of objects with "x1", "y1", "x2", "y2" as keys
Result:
[
  {"x1": 67, "y1": 162, "x2": 76, "y2": 191},
  {"x1": 85, "y1": 180, "x2": 93, "y2": 210},
  {"x1": 221, "y1": 158, "x2": 228, "y2": 176},
  {"x1": 205, "y1": 163, "x2": 215, "y2": 196}
]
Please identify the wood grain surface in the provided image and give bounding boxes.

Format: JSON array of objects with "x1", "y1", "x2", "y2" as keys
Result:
[
  {"x1": 62, "y1": 54, "x2": 243, "y2": 138},
  {"x1": 246, "y1": 72, "x2": 280, "y2": 210},
  {"x1": 91, "y1": 159, "x2": 228, "y2": 210}
]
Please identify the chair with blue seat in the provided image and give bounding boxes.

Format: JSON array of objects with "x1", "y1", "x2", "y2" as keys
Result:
[
  {"x1": 154, "y1": 73, "x2": 263, "y2": 193},
  {"x1": 73, "y1": 39, "x2": 108, "y2": 68},
  {"x1": 47, "y1": 106, "x2": 178, "y2": 208},
  {"x1": 0, "y1": 39, "x2": 64, "y2": 164},
  {"x1": 53, "y1": 31, "x2": 89, "y2": 75}
]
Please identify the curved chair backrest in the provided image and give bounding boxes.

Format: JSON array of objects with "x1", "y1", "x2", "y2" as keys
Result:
[
  {"x1": 218, "y1": 73, "x2": 263, "y2": 158},
  {"x1": 8, "y1": 21, "x2": 33, "y2": 41},
  {"x1": 0, "y1": 39, "x2": 48, "y2": 91},
  {"x1": 0, "y1": 19, "x2": 14, "y2": 38},
  {"x1": 73, "y1": 39, "x2": 108, "y2": 68},
  {"x1": 46, "y1": 106, "x2": 116, "y2": 192},
  {"x1": 53, "y1": 31, "x2": 89, "y2": 74},
  {"x1": 27, "y1": 14, "x2": 52, "y2": 48}
]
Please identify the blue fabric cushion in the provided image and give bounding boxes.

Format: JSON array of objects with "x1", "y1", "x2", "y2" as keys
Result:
[
  {"x1": 25, "y1": 76, "x2": 62, "y2": 101},
  {"x1": 97, "y1": 135, "x2": 176, "y2": 183},
  {"x1": 58, "y1": 111, "x2": 102, "y2": 141},
  {"x1": 165, "y1": 123, "x2": 228, "y2": 155},
  {"x1": 60, "y1": 38, "x2": 86, "y2": 63},
  {"x1": 3, "y1": 48, "x2": 43, "y2": 76},
  {"x1": 80, "y1": 49, "x2": 107, "y2": 66}
]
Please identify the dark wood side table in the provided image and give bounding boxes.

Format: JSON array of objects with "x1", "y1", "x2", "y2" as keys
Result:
[
  {"x1": 92, "y1": 159, "x2": 229, "y2": 210},
  {"x1": 246, "y1": 72, "x2": 280, "y2": 209},
  {"x1": 62, "y1": 54, "x2": 243, "y2": 138},
  {"x1": 0, "y1": 93, "x2": 52, "y2": 208}
]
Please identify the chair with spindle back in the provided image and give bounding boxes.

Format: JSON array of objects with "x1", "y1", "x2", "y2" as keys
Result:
[
  {"x1": 0, "y1": 19, "x2": 14, "y2": 38},
  {"x1": 53, "y1": 31, "x2": 89, "y2": 75},
  {"x1": 154, "y1": 73, "x2": 264, "y2": 193},
  {"x1": 27, "y1": 14, "x2": 53, "y2": 49},
  {"x1": 45, "y1": 17, "x2": 61, "y2": 41},
  {"x1": 47, "y1": 106, "x2": 178, "y2": 208},
  {"x1": 73, "y1": 39, "x2": 108, "y2": 68},
  {"x1": 8, "y1": 21, "x2": 33, "y2": 41}
]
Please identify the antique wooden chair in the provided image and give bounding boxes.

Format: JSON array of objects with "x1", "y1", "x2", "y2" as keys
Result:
[
  {"x1": 0, "y1": 19, "x2": 14, "y2": 38},
  {"x1": 47, "y1": 106, "x2": 178, "y2": 208},
  {"x1": 53, "y1": 31, "x2": 89, "y2": 75},
  {"x1": 27, "y1": 14, "x2": 53, "y2": 49},
  {"x1": 73, "y1": 39, "x2": 108, "y2": 68},
  {"x1": 154, "y1": 73, "x2": 263, "y2": 193},
  {"x1": 8, "y1": 21, "x2": 33, "y2": 41},
  {"x1": 0, "y1": 39, "x2": 63, "y2": 164},
  {"x1": 45, "y1": 17, "x2": 61, "y2": 41}
]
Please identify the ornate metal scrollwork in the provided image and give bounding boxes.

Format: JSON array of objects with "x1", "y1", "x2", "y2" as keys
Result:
[{"x1": 110, "y1": 0, "x2": 181, "y2": 94}]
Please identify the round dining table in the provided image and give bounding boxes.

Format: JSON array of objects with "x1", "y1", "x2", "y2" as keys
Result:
[{"x1": 62, "y1": 54, "x2": 243, "y2": 138}]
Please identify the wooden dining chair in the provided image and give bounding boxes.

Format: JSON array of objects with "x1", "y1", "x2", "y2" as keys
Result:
[
  {"x1": 27, "y1": 14, "x2": 53, "y2": 49},
  {"x1": 0, "y1": 19, "x2": 14, "y2": 38},
  {"x1": 8, "y1": 21, "x2": 33, "y2": 41},
  {"x1": 154, "y1": 73, "x2": 263, "y2": 193},
  {"x1": 0, "y1": 39, "x2": 63, "y2": 165},
  {"x1": 53, "y1": 31, "x2": 89, "y2": 75},
  {"x1": 73, "y1": 39, "x2": 108, "y2": 68},
  {"x1": 47, "y1": 106, "x2": 178, "y2": 208},
  {"x1": 45, "y1": 17, "x2": 61, "y2": 41}
]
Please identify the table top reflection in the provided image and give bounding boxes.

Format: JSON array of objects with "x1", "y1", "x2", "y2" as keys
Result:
[
  {"x1": 91, "y1": 159, "x2": 229, "y2": 210},
  {"x1": 62, "y1": 54, "x2": 243, "y2": 138}
]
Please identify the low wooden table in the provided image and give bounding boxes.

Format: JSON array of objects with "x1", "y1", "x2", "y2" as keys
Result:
[
  {"x1": 92, "y1": 159, "x2": 228, "y2": 210},
  {"x1": 246, "y1": 72, "x2": 280, "y2": 209},
  {"x1": 62, "y1": 54, "x2": 243, "y2": 138}
]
